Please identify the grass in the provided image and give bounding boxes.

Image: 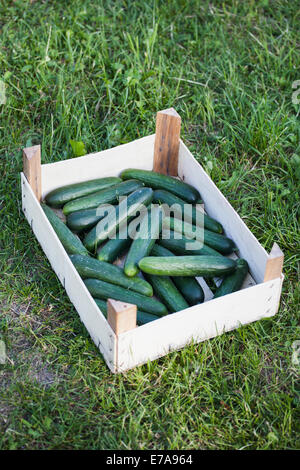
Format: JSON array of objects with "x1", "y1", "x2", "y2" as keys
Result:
[{"x1": 0, "y1": 0, "x2": 299, "y2": 450}]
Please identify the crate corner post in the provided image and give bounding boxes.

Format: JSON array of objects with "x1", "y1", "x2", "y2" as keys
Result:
[
  {"x1": 107, "y1": 299, "x2": 137, "y2": 373},
  {"x1": 153, "y1": 107, "x2": 181, "y2": 176},
  {"x1": 264, "y1": 242, "x2": 284, "y2": 282},
  {"x1": 23, "y1": 144, "x2": 42, "y2": 201}
]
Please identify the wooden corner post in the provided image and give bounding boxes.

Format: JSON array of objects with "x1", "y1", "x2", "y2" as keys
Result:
[
  {"x1": 23, "y1": 144, "x2": 42, "y2": 201},
  {"x1": 264, "y1": 243, "x2": 284, "y2": 282},
  {"x1": 107, "y1": 299, "x2": 137, "y2": 335},
  {"x1": 153, "y1": 108, "x2": 181, "y2": 176}
]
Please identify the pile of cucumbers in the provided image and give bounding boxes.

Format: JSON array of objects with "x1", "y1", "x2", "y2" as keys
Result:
[{"x1": 42, "y1": 169, "x2": 249, "y2": 325}]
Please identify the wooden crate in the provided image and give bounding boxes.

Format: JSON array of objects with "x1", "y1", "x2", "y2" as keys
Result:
[{"x1": 21, "y1": 109, "x2": 284, "y2": 373}]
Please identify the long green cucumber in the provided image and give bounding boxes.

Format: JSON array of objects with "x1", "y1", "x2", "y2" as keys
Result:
[
  {"x1": 159, "y1": 230, "x2": 221, "y2": 257},
  {"x1": 84, "y1": 278, "x2": 167, "y2": 316},
  {"x1": 164, "y1": 217, "x2": 236, "y2": 255},
  {"x1": 151, "y1": 244, "x2": 204, "y2": 305},
  {"x1": 153, "y1": 189, "x2": 223, "y2": 233},
  {"x1": 214, "y1": 259, "x2": 249, "y2": 298},
  {"x1": 144, "y1": 273, "x2": 189, "y2": 313},
  {"x1": 139, "y1": 255, "x2": 236, "y2": 277},
  {"x1": 42, "y1": 204, "x2": 89, "y2": 256},
  {"x1": 120, "y1": 168, "x2": 200, "y2": 203},
  {"x1": 124, "y1": 206, "x2": 163, "y2": 277},
  {"x1": 84, "y1": 187, "x2": 153, "y2": 252},
  {"x1": 96, "y1": 201, "x2": 154, "y2": 263},
  {"x1": 63, "y1": 179, "x2": 144, "y2": 215},
  {"x1": 93, "y1": 298, "x2": 160, "y2": 325},
  {"x1": 45, "y1": 177, "x2": 121, "y2": 208},
  {"x1": 70, "y1": 254, "x2": 153, "y2": 296},
  {"x1": 97, "y1": 223, "x2": 132, "y2": 262},
  {"x1": 66, "y1": 204, "x2": 113, "y2": 232}
]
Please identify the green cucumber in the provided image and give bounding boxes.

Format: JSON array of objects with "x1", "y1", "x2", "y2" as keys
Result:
[
  {"x1": 96, "y1": 201, "x2": 155, "y2": 263},
  {"x1": 124, "y1": 206, "x2": 163, "y2": 277},
  {"x1": 93, "y1": 298, "x2": 108, "y2": 316},
  {"x1": 159, "y1": 230, "x2": 221, "y2": 257},
  {"x1": 153, "y1": 189, "x2": 223, "y2": 233},
  {"x1": 151, "y1": 244, "x2": 204, "y2": 305},
  {"x1": 84, "y1": 278, "x2": 167, "y2": 316},
  {"x1": 45, "y1": 177, "x2": 121, "y2": 208},
  {"x1": 97, "y1": 223, "x2": 132, "y2": 263},
  {"x1": 66, "y1": 204, "x2": 113, "y2": 232},
  {"x1": 93, "y1": 298, "x2": 159, "y2": 325},
  {"x1": 144, "y1": 273, "x2": 189, "y2": 313},
  {"x1": 84, "y1": 187, "x2": 153, "y2": 252},
  {"x1": 139, "y1": 255, "x2": 236, "y2": 277},
  {"x1": 120, "y1": 168, "x2": 200, "y2": 203},
  {"x1": 42, "y1": 204, "x2": 89, "y2": 256},
  {"x1": 214, "y1": 259, "x2": 249, "y2": 298},
  {"x1": 164, "y1": 217, "x2": 236, "y2": 255},
  {"x1": 63, "y1": 179, "x2": 144, "y2": 215},
  {"x1": 70, "y1": 254, "x2": 153, "y2": 296}
]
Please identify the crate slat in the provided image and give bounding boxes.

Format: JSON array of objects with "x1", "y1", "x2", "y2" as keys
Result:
[
  {"x1": 41, "y1": 134, "x2": 156, "y2": 199},
  {"x1": 117, "y1": 276, "x2": 283, "y2": 372},
  {"x1": 177, "y1": 141, "x2": 269, "y2": 284}
]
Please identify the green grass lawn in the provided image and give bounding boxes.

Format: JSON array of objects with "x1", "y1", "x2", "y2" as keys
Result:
[{"x1": 0, "y1": 0, "x2": 299, "y2": 450}]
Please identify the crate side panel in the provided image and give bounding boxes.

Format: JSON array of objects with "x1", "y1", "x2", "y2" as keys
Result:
[
  {"x1": 117, "y1": 277, "x2": 283, "y2": 372},
  {"x1": 21, "y1": 174, "x2": 117, "y2": 372},
  {"x1": 177, "y1": 141, "x2": 268, "y2": 284},
  {"x1": 41, "y1": 134, "x2": 155, "y2": 198}
]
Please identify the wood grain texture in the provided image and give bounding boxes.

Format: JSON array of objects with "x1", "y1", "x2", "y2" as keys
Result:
[
  {"x1": 264, "y1": 243, "x2": 284, "y2": 282},
  {"x1": 21, "y1": 174, "x2": 117, "y2": 372},
  {"x1": 41, "y1": 134, "x2": 155, "y2": 199},
  {"x1": 153, "y1": 108, "x2": 181, "y2": 176},
  {"x1": 23, "y1": 145, "x2": 42, "y2": 201},
  {"x1": 107, "y1": 299, "x2": 137, "y2": 335},
  {"x1": 117, "y1": 276, "x2": 283, "y2": 372},
  {"x1": 177, "y1": 140, "x2": 270, "y2": 284}
]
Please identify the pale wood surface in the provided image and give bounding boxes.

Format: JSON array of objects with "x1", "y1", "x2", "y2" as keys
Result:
[
  {"x1": 196, "y1": 277, "x2": 214, "y2": 302},
  {"x1": 117, "y1": 276, "x2": 283, "y2": 372},
  {"x1": 107, "y1": 299, "x2": 137, "y2": 335},
  {"x1": 21, "y1": 174, "x2": 117, "y2": 372},
  {"x1": 23, "y1": 145, "x2": 42, "y2": 201},
  {"x1": 41, "y1": 134, "x2": 155, "y2": 199},
  {"x1": 153, "y1": 108, "x2": 181, "y2": 176},
  {"x1": 177, "y1": 140, "x2": 270, "y2": 284},
  {"x1": 264, "y1": 242, "x2": 284, "y2": 282}
]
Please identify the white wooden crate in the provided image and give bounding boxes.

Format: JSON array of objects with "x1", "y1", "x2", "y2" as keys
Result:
[{"x1": 21, "y1": 115, "x2": 284, "y2": 373}]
